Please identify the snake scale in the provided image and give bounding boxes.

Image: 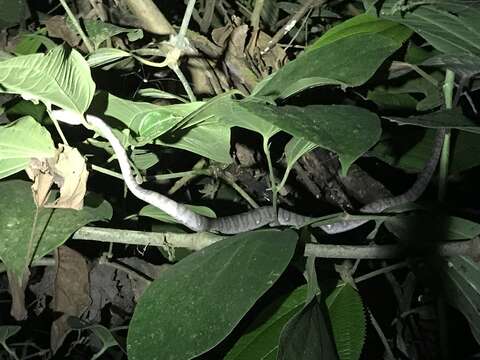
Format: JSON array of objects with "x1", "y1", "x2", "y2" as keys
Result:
[{"x1": 52, "y1": 110, "x2": 445, "y2": 235}]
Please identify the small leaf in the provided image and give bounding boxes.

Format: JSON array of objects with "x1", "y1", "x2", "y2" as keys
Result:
[
  {"x1": 225, "y1": 286, "x2": 308, "y2": 360},
  {"x1": 139, "y1": 204, "x2": 216, "y2": 223},
  {"x1": 88, "y1": 325, "x2": 120, "y2": 360},
  {"x1": 127, "y1": 230, "x2": 298, "y2": 360},
  {"x1": 0, "y1": 325, "x2": 20, "y2": 358},
  {"x1": 0, "y1": 325, "x2": 20, "y2": 343},
  {"x1": 423, "y1": 53, "x2": 480, "y2": 79},
  {"x1": 83, "y1": 19, "x2": 139, "y2": 48},
  {"x1": 439, "y1": 256, "x2": 480, "y2": 344},
  {"x1": 280, "y1": 137, "x2": 317, "y2": 190},
  {"x1": 87, "y1": 48, "x2": 131, "y2": 67},
  {"x1": 326, "y1": 283, "x2": 366, "y2": 360},
  {"x1": 99, "y1": 92, "x2": 204, "y2": 143},
  {"x1": 368, "y1": 74, "x2": 443, "y2": 112},
  {"x1": 15, "y1": 33, "x2": 57, "y2": 55},
  {"x1": 386, "y1": 109, "x2": 480, "y2": 134},
  {"x1": 284, "y1": 137, "x2": 317, "y2": 170},
  {"x1": 277, "y1": 296, "x2": 338, "y2": 360},
  {"x1": 131, "y1": 149, "x2": 159, "y2": 171},
  {"x1": 386, "y1": 215, "x2": 480, "y2": 241}
]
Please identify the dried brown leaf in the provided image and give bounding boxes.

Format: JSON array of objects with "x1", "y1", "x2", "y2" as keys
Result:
[
  {"x1": 26, "y1": 158, "x2": 55, "y2": 207},
  {"x1": 51, "y1": 246, "x2": 90, "y2": 353},
  {"x1": 48, "y1": 145, "x2": 88, "y2": 210}
]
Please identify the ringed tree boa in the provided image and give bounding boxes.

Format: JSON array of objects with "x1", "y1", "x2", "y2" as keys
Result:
[{"x1": 52, "y1": 110, "x2": 445, "y2": 235}]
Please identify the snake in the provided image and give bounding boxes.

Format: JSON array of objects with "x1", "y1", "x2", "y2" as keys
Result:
[{"x1": 52, "y1": 109, "x2": 445, "y2": 235}]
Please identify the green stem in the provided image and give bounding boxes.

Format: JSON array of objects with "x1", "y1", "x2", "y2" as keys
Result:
[
  {"x1": 178, "y1": 0, "x2": 196, "y2": 41},
  {"x1": 438, "y1": 69, "x2": 455, "y2": 201},
  {"x1": 26, "y1": 208, "x2": 40, "y2": 267},
  {"x1": 220, "y1": 174, "x2": 259, "y2": 209},
  {"x1": 59, "y1": 0, "x2": 94, "y2": 53},
  {"x1": 277, "y1": 166, "x2": 292, "y2": 194},
  {"x1": 47, "y1": 108, "x2": 69, "y2": 145},
  {"x1": 251, "y1": 0, "x2": 264, "y2": 30},
  {"x1": 91, "y1": 164, "x2": 124, "y2": 180},
  {"x1": 438, "y1": 131, "x2": 450, "y2": 201},
  {"x1": 443, "y1": 69, "x2": 455, "y2": 110},
  {"x1": 263, "y1": 136, "x2": 277, "y2": 213},
  {"x1": 153, "y1": 169, "x2": 210, "y2": 181},
  {"x1": 171, "y1": 63, "x2": 196, "y2": 102},
  {"x1": 409, "y1": 64, "x2": 439, "y2": 87}
]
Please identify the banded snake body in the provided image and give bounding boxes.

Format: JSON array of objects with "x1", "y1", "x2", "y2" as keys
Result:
[{"x1": 52, "y1": 110, "x2": 445, "y2": 235}]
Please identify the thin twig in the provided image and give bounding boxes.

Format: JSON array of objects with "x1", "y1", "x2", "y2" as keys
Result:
[
  {"x1": 91, "y1": 164, "x2": 124, "y2": 180},
  {"x1": 261, "y1": 0, "x2": 321, "y2": 54},
  {"x1": 355, "y1": 261, "x2": 408, "y2": 284},
  {"x1": 219, "y1": 173, "x2": 260, "y2": 209},
  {"x1": 178, "y1": 0, "x2": 197, "y2": 41},
  {"x1": 59, "y1": 0, "x2": 94, "y2": 53},
  {"x1": 171, "y1": 63, "x2": 196, "y2": 102},
  {"x1": 47, "y1": 108, "x2": 69, "y2": 145},
  {"x1": 368, "y1": 307, "x2": 396, "y2": 360}
]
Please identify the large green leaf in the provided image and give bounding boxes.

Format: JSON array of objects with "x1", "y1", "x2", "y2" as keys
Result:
[
  {"x1": 195, "y1": 97, "x2": 380, "y2": 175},
  {"x1": 0, "y1": 116, "x2": 55, "y2": 179},
  {"x1": 252, "y1": 32, "x2": 407, "y2": 100},
  {"x1": 0, "y1": 46, "x2": 94, "y2": 113},
  {"x1": 380, "y1": 0, "x2": 480, "y2": 55},
  {"x1": 0, "y1": 180, "x2": 112, "y2": 278},
  {"x1": 93, "y1": 93, "x2": 233, "y2": 162},
  {"x1": 308, "y1": 13, "x2": 411, "y2": 50},
  {"x1": 326, "y1": 284, "x2": 366, "y2": 360},
  {"x1": 440, "y1": 256, "x2": 480, "y2": 343},
  {"x1": 186, "y1": 95, "x2": 280, "y2": 139},
  {"x1": 236, "y1": 101, "x2": 381, "y2": 175},
  {"x1": 0, "y1": 116, "x2": 55, "y2": 159},
  {"x1": 225, "y1": 286, "x2": 308, "y2": 360},
  {"x1": 0, "y1": 158, "x2": 29, "y2": 179},
  {"x1": 127, "y1": 230, "x2": 298, "y2": 360}
]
